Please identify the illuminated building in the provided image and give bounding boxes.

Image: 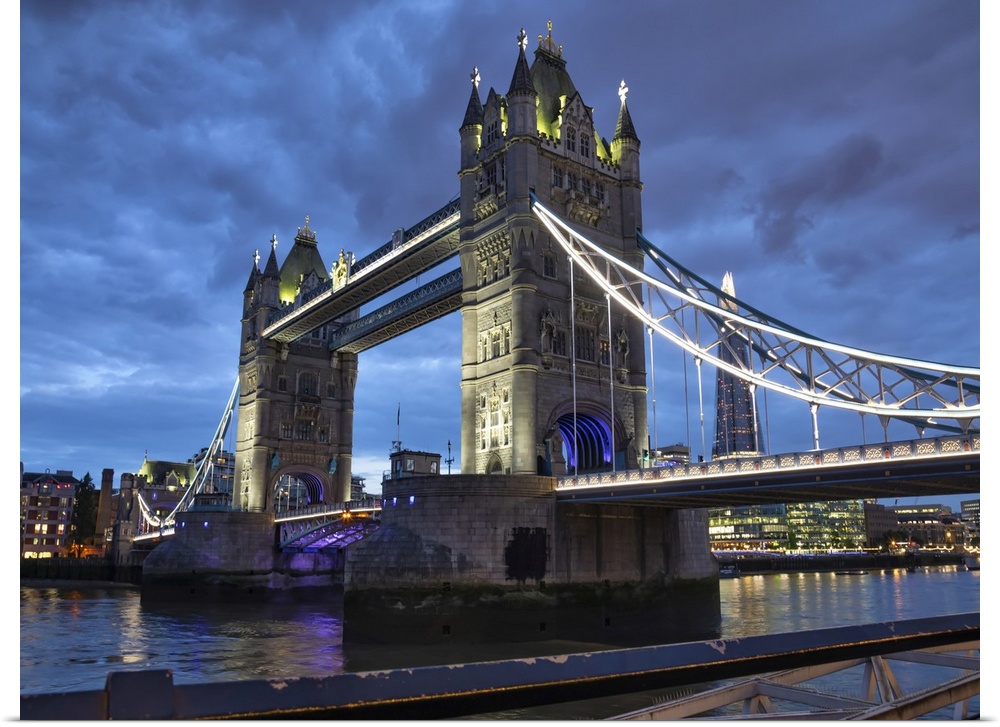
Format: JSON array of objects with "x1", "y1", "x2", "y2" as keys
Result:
[
  {"x1": 711, "y1": 272, "x2": 764, "y2": 460},
  {"x1": 20, "y1": 465, "x2": 80, "y2": 558},
  {"x1": 191, "y1": 447, "x2": 235, "y2": 498},
  {"x1": 704, "y1": 273, "x2": 874, "y2": 553},
  {"x1": 786, "y1": 499, "x2": 867, "y2": 551},
  {"x1": 708, "y1": 504, "x2": 788, "y2": 550}
]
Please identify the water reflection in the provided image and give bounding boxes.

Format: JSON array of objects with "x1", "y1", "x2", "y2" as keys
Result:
[{"x1": 21, "y1": 565, "x2": 979, "y2": 717}]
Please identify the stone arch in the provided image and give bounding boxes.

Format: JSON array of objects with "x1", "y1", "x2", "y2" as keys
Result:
[
  {"x1": 544, "y1": 400, "x2": 628, "y2": 475},
  {"x1": 486, "y1": 453, "x2": 504, "y2": 475}
]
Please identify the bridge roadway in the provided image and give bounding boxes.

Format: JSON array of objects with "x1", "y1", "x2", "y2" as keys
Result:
[{"x1": 555, "y1": 434, "x2": 978, "y2": 509}]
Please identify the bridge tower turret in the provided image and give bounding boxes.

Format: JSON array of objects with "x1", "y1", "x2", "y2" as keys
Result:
[
  {"x1": 458, "y1": 23, "x2": 649, "y2": 476},
  {"x1": 234, "y1": 222, "x2": 356, "y2": 513}
]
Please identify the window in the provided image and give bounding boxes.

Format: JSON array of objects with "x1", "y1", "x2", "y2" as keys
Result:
[
  {"x1": 575, "y1": 328, "x2": 596, "y2": 362},
  {"x1": 581, "y1": 177, "x2": 592, "y2": 197},
  {"x1": 568, "y1": 172, "x2": 578, "y2": 191},
  {"x1": 492, "y1": 331, "x2": 501, "y2": 358},
  {"x1": 296, "y1": 422, "x2": 313, "y2": 441},
  {"x1": 327, "y1": 382, "x2": 336, "y2": 398},
  {"x1": 486, "y1": 118, "x2": 499, "y2": 145},
  {"x1": 581, "y1": 133, "x2": 590, "y2": 158},
  {"x1": 485, "y1": 163, "x2": 497, "y2": 188},
  {"x1": 595, "y1": 182, "x2": 605, "y2": 201},
  {"x1": 298, "y1": 374, "x2": 316, "y2": 395},
  {"x1": 552, "y1": 166, "x2": 563, "y2": 188},
  {"x1": 554, "y1": 330, "x2": 567, "y2": 356},
  {"x1": 277, "y1": 377, "x2": 288, "y2": 393},
  {"x1": 406, "y1": 459, "x2": 415, "y2": 472},
  {"x1": 566, "y1": 127, "x2": 576, "y2": 152},
  {"x1": 281, "y1": 422, "x2": 293, "y2": 438},
  {"x1": 430, "y1": 462, "x2": 437, "y2": 473},
  {"x1": 543, "y1": 253, "x2": 556, "y2": 278},
  {"x1": 319, "y1": 428, "x2": 328, "y2": 443},
  {"x1": 600, "y1": 339, "x2": 611, "y2": 365}
]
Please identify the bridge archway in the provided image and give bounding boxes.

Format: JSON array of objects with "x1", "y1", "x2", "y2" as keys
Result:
[
  {"x1": 545, "y1": 402, "x2": 628, "y2": 476},
  {"x1": 271, "y1": 465, "x2": 328, "y2": 512}
]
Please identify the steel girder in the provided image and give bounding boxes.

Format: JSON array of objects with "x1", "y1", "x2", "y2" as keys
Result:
[
  {"x1": 530, "y1": 195, "x2": 980, "y2": 436},
  {"x1": 328, "y1": 269, "x2": 463, "y2": 353}
]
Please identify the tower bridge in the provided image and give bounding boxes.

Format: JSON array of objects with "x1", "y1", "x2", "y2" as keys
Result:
[{"x1": 138, "y1": 23, "x2": 979, "y2": 647}]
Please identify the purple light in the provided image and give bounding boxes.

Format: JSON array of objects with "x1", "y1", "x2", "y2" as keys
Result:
[
  {"x1": 203, "y1": 521, "x2": 209, "y2": 528},
  {"x1": 409, "y1": 495, "x2": 415, "y2": 505},
  {"x1": 392, "y1": 497, "x2": 397, "y2": 506}
]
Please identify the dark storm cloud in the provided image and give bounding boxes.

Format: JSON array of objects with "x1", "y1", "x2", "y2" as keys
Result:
[
  {"x1": 19, "y1": 1, "x2": 980, "y2": 501},
  {"x1": 750, "y1": 133, "x2": 887, "y2": 256}
]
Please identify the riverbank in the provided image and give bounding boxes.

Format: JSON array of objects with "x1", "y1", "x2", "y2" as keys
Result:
[
  {"x1": 20, "y1": 557, "x2": 141, "y2": 585},
  {"x1": 716, "y1": 552, "x2": 966, "y2": 575}
]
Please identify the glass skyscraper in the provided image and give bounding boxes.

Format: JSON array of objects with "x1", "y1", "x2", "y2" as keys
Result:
[{"x1": 712, "y1": 272, "x2": 764, "y2": 459}]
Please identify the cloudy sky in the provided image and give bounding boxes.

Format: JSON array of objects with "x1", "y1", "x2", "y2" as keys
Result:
[{"x1": 19, "y1": 1, "x2": 980, "y2": 511}]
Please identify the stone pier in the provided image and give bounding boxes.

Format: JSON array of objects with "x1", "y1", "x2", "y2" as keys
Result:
[
  {"x1": 141, "y1": 510, "x2": 341, "y2": 602},
  {"x1": 344, "y1": 474, "x2": 720, "y2": 646}
]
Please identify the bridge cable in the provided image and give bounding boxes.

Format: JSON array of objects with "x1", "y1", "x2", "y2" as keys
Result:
[{"x1": 528, "y1": 193, "x2": 979, "y2": 436}]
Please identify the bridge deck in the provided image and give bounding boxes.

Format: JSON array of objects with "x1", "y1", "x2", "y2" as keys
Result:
[{"x1": 556, "y1": 434, "x2": 978, "y2": 508}]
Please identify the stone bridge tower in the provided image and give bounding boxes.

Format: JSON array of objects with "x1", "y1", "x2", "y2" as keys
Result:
[
  {"x1": 458, "y1": 24, "x2": 649, "y2": 477},
  {"x1": 233, "y1": 219, "x2": 357, "y2": 512}
]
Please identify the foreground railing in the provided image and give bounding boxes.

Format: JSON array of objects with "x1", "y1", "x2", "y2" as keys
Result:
[{"x1": 20, "y1": 613, "x2": 977, "y2": 720}]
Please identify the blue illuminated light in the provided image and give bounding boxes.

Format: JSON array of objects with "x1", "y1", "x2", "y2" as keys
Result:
[
  {"x1": 203, "y1": 521, "x2": 209, "y2": 528},
  {"x1": 392, "y1": 497, "x2": 397, "y2": 506},
  {"x1": 409, "y1": 495, "x2": 415, "y2": 505}
]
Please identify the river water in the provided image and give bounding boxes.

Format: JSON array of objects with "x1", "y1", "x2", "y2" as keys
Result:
[{"x1": 19, "y1": 565, "x2": 980, "y2": 718}]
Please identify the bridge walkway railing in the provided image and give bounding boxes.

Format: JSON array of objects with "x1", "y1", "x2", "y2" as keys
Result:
[{"x1": 556, "y1": 433, "x2": 978, "y2": 490}]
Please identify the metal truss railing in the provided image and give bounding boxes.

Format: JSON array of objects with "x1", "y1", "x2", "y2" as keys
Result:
[
  {"x1": 556, "y1": 433, "x2": 977, "y2": 490},
  {"x1": 328, "y1": 268, "x2": 462, "y2": 351},
  {"x1": 530, "y1": 195, "x2": 980, "y2": 436},
  {"x1": 276, "y1": 500, "x2": 382, "y2": 550}
]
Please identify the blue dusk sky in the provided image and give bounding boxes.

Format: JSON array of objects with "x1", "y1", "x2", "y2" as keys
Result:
[{"x1": 18, "y1": 2, "x2": 983, "y2": 512}]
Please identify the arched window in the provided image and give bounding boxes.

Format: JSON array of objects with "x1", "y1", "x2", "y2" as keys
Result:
[
  {"x1": 566, "y1": 127, "x2": 576, "y2": 152},
  {"x1": 581, "y1": 133, "x2": 590, "y2": 158}
]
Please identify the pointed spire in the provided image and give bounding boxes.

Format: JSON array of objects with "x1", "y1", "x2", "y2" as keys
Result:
[
  {"x1": 507, "y1": 28, "x2": 535, "y2": 96},
  {"x1": 244, "y1": 248, "x2": 261, "y2": 292},
  {"x1": 263, "y1": 234, "x2": 281, "y2": 278},
  {"x1": 613, "y1": 79, "x2": 639, "y2": 142},
  {"x1": 719, "y1": 271, "x2": 738, "y2": 313},
  {"x1": 462, "y1": 66, "x2": 484, "y2": 128}
]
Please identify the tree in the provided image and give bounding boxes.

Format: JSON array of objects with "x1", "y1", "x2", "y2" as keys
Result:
[{"x1": 70, "y1": 472, "x2": 98, "y2": 555}]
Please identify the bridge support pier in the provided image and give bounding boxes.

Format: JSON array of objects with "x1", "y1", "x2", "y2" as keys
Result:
[
  {"x1": 343, "y1": 475, "x2": 720, "y2": 647},
  {"x1": 140, "y1": 510, "x2": 342, "y2": 602}
]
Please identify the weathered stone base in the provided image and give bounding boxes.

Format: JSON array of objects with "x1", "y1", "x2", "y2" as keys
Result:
[
  {"x1": 344, "y1": 578, "x2": 720, "y2": 647},
  {"x1": 344, "y1": 474, "x2": 721, "y2": 647},
  {"x1": 140, "y1": 509, "x2": 341, "y2": 603}
]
